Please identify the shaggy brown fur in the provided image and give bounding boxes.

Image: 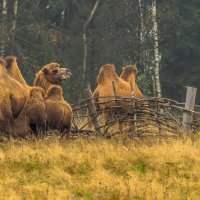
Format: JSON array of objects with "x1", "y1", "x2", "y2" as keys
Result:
[
  {"x1": 24, "y1": 87, "x2": 46, "y2": 135},
  {"x1": 93, "y1": 64, "x2": 133, "y2": 124},
  {"x1": 45, "y1": 85, "x2": 72, "y2": 138},
  {"x1": 0, "y1": 58, "x2": 28, "y2": 136},
  {"x1": 0, "y1": 57, "x2": 47, "y2": 137},
  {"x1": 3, "y1": 87, "x2": 46, "y2": 138},
  {"x1": 120, "y1": 65, "x2": 143, "y2": 98},
  {"x1": 3, "y1": 56, "x2": 28, "y2": 88},
  {"x1": 34, "y1": 63, "x2": 72, "y2": 92}
]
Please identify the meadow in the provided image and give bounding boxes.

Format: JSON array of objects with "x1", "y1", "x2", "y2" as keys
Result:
[{"x1": 0, "y1": 135, "x2": 200, "y2": 200}]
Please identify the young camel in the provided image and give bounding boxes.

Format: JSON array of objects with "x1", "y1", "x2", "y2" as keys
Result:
[{"x1": 45, "y1": 85, "x2": 73, "y2": 139}]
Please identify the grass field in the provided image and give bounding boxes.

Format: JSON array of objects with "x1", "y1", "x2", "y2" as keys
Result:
[{"x1": 0, "y1": 136, "x2": 200, "y2": 200}]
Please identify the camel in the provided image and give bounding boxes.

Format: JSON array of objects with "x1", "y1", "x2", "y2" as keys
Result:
[
  {"x1": 3, "y1": 56, "x2": 28, "y2": 88},
  {"x1": 120, "y1": 65, "x2": 143, "y2": 98},
  {"x1": 34, "y1": 63, "x2": 72, "y2": 92},
  {"x1": 93, "y1": 64, "x2": 133, "y2": 125},
  {"x1": 0, "y1": 58, "x2": 28, "y2": 136},
  {"x1": 11, "y1": 87, "x2": 47, "y2": 137},
  {"x1": 45, "y1": 85, "x2": 73, "y2": 139},
  {"x1": 0, "y1": 56, "x2": 46, "y2": 137}
]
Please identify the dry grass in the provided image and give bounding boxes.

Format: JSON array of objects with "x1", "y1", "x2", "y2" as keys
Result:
[{"x1": 0, "y1": 136, "x2": 200, "y2": 199}]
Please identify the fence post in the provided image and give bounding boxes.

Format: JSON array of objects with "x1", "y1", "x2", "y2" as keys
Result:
[
  {"x1": 112, "y1": 81, "x2": 124, "y2": 134},
  {"x1": 112, "y1": 81, "x2": 118, "y2": 96},
  {"x1": 130, "y1": 81, "x2": 137, "y2": 134},
  {"x1": 130, "y1": 81, "x2": 134, "y2": 97},
  {"x1": 84, "y1": 86, "x2": 102, "y2": 135},
  {"x1": 182, "y1": 86, "x2": 197, "y2": 131},
  {"x1": 156, "y1": 99, "x2": 162, "y2": 135}
]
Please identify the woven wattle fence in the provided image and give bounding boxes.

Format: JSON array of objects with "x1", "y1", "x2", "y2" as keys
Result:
[{"x1": 71, "y1": 86, "x2": 200, "y2": 138}]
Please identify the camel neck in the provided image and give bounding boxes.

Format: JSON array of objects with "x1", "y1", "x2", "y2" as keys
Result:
[{"x1": 126, "y1": 74, "x2": 136, "y2": 84}]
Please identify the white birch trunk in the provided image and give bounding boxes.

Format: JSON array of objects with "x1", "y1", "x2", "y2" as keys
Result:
[
  {"x1": 138, "y1": 0, "x2": 144, "y2": 45},
  {"x1": 138, "y1": 0, "x2": 144, "y2": 66},
  {"x1": 11, "y1": 0, "x2": 18, "y2": 36},
  {"x1": 0, "y1": 0, "x2": 8, "y2": 55},
  {"x1": 61, "y1": 10, "x2": 65, "y2": 27},
  {"x1": 152, "y1": 0, "x2": 162, "y2": 97}
]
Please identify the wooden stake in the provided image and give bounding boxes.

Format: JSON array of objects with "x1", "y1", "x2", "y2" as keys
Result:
[
  {"x1": 112, "y1": 81, "x2": 118, "y2": 97},
  {"x1": 84, "y1": 86, "x2": 102, "y2": 135},
  {"x1": 182, "y1": 86, "x2": 197, "y2": 131},
  {"x1": 130, "y1": 81, "x2": 137, "y2": 134},
  {"x1": 112, "y1": 81, "x2": 124, "y2": 134},
  {"x1": 130, "y1": 81, "x2": 134, "y2": 97},
  {"x1": 156, "y1": 99, "x2": 161, "y2": 135}
]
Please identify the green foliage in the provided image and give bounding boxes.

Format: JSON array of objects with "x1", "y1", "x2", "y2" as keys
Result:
[
  {"x1": 158, "y1": 0, "x2": 200, "y2": 102},
  {"x1": 2, "y1": 0, "x2": 200, "y2": 103},
  {"x1": 137, "y1": 73, "x2": 153, "y2": 96}
]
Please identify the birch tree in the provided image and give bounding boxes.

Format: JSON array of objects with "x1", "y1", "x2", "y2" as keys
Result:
[
  {"x1": 138, "y1": 0, "x2": 144, "y2": 65},
  {"x1": 0, "y1": 0, "x2": 8, "y2": 55},
  {"x1": 151, "y1": 0, "x2": 162, "y2": 97},
  {"x1": 11, "y1": 0, "x2": 18, "y2": 38},
  {"x1": 83, "y1": 0, "x2": 101, "y2": 86}
]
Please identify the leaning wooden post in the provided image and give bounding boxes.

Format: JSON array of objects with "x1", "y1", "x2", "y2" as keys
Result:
[
  {"x1": 130, "y1": 81, "x2": 134, "y2": 97},
  {"x1": 130, "y1": 81, "x2": 137, "y2": 134},
  {"x1": 182, "y1": 86, "x2": 197, "y2": 131},
  {"x1": 112, "y1": 81, "x2": 118, "y2": 96},
  {"x1": 156, "y1": 98, "x2": 162, "y2": 135},
  {"x1": 112, "y1": 81, "x2": 123, "y2": 133},
  {"x1": 84, "y1": 86, "x2": 102, "y2": 135}
]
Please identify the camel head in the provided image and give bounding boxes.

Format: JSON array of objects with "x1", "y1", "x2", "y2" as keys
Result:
[
  {"x1": 97, "y1": 64, "x2": 118, "y2": 85},
  {"x1": 42, "y1": 63, "x2": 72, "y2": 84},
  {"x1": 30, "y1": 86, "x2": 45, "y2": 100},
  {"x1": 3, "y1": 56, "x2": 28, "y2": 87},
  {"x1": 120, "y1": 65, "x2": 138, "y2": 83}
]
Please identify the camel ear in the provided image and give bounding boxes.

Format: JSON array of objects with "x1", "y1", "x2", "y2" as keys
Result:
[
  {"x1": 42, "y1": 67, "x2": 49, "y2": 75},
  {"x1": 0, "y1": 58, "x2": 6, "y2": 66},
  {"x1": 3, "y1": 56, "x2": 16, "y2": 68}
]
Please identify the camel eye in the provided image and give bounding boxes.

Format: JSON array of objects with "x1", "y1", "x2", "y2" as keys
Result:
[{"x1": 52, "y1": 69, "x2": 58, "y2": 75}]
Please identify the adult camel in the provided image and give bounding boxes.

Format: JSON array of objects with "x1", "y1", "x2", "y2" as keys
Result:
[
  {"x1": 120, "y1": 65, "x2": 143, "y2": 98},
  {"x1": 34, "y1": 62, "x2": 72, "y2": 92},
  {"x1": 0, "y1": 56, "x2": 45, "y2": 137},
  {"x1": 0, "y1": 58, "x2": 28, "y2": 136},
  {"x1": 93, "y1": 64, "x2": 132, "y2": 126}
]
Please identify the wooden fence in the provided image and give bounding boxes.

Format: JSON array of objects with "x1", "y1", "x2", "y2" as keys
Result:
[{"x1": 71, "y1": 86, "x2": 200, "y2": 138}]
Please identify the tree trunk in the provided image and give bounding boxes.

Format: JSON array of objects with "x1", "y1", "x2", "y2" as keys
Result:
[
  {"x1": 0, "y1": 0, "x2": 8, "y2": 55},
  {"x1": 61, "y1": 7, "x2": 65, "y2": 27},
  {"x1": 82, "y1": 0, "x2": 100, "y2": 86},
  {"x1": 89, "y1": 38, "x2": 95, "y2": 90},
  {"x1": 152, "y1": 0, "x2": 162, "y2": 98},
  {"x1": 138, "y1": 0, "x2": 144, "y2": 66},
  {"x1": 11, "y1": 0, "x2": 18, "y2": 35}
]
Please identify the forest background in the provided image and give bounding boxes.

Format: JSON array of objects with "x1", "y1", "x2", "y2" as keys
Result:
[{"x1": 0, "y1": 0, "x2": 199, "y2": 104}]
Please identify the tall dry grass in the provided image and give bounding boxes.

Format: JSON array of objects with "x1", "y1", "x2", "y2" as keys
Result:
[{"x1": 0, "y1": 136, "x2": 200, "y2": 199}]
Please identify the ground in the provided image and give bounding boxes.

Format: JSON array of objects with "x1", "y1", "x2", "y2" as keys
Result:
[{"x1": 0, "y1": 136, "x2": 200, "y2": 200}]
